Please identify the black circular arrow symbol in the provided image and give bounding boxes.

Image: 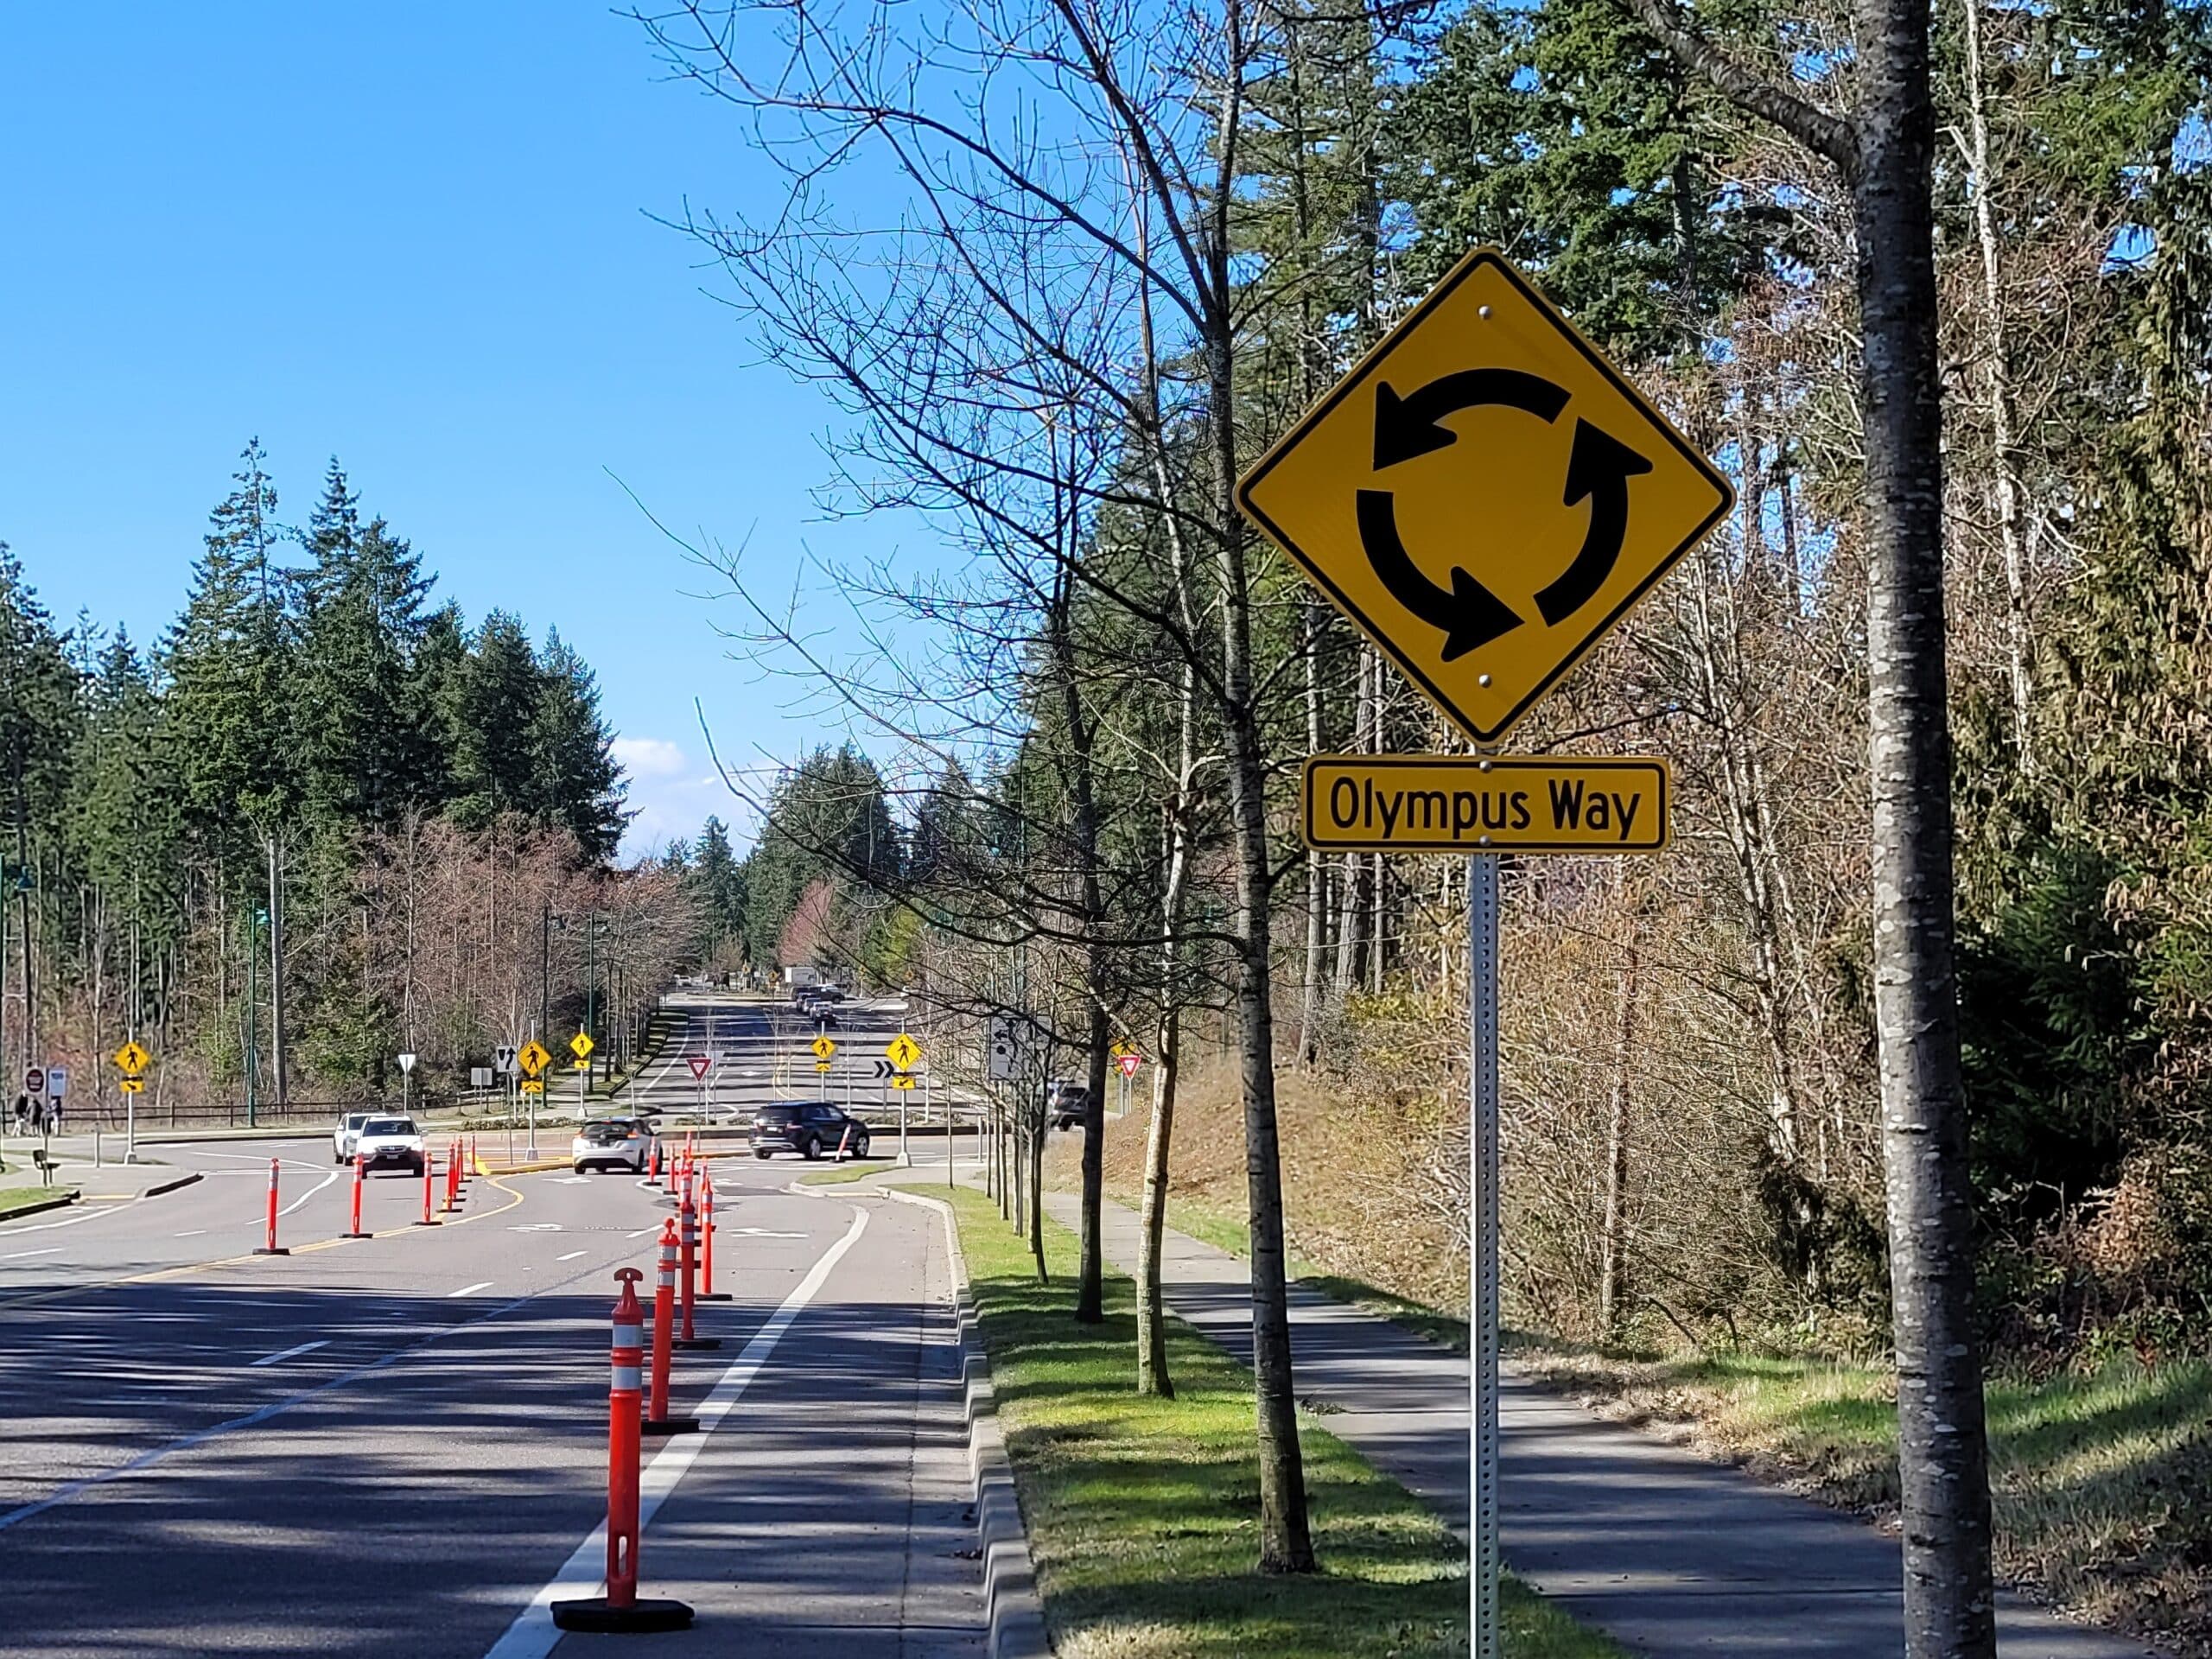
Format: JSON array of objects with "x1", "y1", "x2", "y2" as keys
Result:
[{"x1": 1360, "y1": 371, "x2": 1654, "y2": 657}]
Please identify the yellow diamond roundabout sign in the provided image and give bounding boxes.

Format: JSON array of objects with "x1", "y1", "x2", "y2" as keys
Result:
[{"x1": 1237, "y1": 249, "x2": 1732, "y2": 743}]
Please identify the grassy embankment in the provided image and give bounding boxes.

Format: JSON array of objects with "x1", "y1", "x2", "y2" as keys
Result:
[
  {"x1": 1055, "y1": 1074, "x2": 2212, "y2": 1649},
  {"x1": 904, "y1": 1181, "x2": 1621, "y2": 1658}
]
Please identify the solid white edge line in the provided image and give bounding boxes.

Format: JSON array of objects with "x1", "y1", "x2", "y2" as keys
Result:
[
  {"x1": 480, "y1": 1201, "x2": 870, "y2": 1659},
  {"x1": 249, "y1": 1338, "x2": 329, "y2": 1367},
  {"x1": 448, "y1": 1281, "x2": 495, "y2": 1298}
]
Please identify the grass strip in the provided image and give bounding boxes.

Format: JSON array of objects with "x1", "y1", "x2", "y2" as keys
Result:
[
  {"x1": 0, "y1": 1185, "x2": 78, "y2": 1218},
  {"x1": 906, "y1": 1182, "x2": 1621, "y2": 1658},
  {"x1": 797, "y1": 1163, "x2": 888, "y2": 1186}
]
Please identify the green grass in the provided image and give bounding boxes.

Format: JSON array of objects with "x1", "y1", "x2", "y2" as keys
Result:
[
  {"x1": 0, "y1": 1184, "x2": 76, "y2": 1218},
  {"x1": 797, "y1": 1163, "x2": 884, "y2": 1186},
  {"x1": 905, "y1": 1183, "x2": 1622, "y2": 1659},
  {"x1": 1510, "y1": 1335, "x2": 2212, "y2": 1645}
]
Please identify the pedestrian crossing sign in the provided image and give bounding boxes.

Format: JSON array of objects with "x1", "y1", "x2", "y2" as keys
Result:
[
  {"x1": 113, "y1": 1040, "x2": 150, "y2": 1077},
  {"x1": 810, "y1": 1034, "x2": 836, "y2": 1061},
  {"x1": 518, "y1": 1041, "x2": 550, "y2": 1078},
  {"x1": 569, "y1": 1032, "x2": 595, "y2": 1062}
]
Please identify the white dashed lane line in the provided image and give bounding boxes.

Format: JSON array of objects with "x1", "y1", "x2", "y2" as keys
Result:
[
  {"x1": 556, "y1": 1250, "x2": 587, "y2": 1262},
  {"x1": 250, "y1": 1340, "x2": 329, "y2": 1368},
  {"x1": 448, "y1": 1281, "x2": 494, "y2": 1298}
]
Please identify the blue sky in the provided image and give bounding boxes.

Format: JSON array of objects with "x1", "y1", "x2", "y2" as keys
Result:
[{"x1": 0, "y1": 4, "x2": 894, "y2": 857}]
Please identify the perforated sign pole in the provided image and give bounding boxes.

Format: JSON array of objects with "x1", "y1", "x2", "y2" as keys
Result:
[{"x1": 1470, "y1": 854, "x2": 1502, "y2": 1657}]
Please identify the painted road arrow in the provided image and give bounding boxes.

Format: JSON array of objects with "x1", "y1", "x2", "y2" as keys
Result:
[
  {"x1": 1535, "y1": 420, "x2": 1655, "y2": 626},
  {"x1": 1371, "y1": 368, "x2": 1568, "y2": 469}
]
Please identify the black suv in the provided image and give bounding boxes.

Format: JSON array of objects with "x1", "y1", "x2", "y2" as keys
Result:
[{"x1": 752, "y1": 1102, "x2": 872, "y2": 1160}]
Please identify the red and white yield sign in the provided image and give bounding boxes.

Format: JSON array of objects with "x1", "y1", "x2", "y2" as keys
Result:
[
  {"x1": 1115, "y1": 1052, "x2": 1141, "y2": 1079},
  {"x1": 688, "y1": 1054, "x2": 713, "y2": 1081}
]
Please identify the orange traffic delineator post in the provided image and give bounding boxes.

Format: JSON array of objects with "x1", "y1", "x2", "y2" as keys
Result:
[
  {"x1": 551, "y1": 1268, "x2": 694, "y2": 1635},
  {"x1": 646, "y1": 1139, "x2": 662, "y2": 1189},
  {"x1": 835, "y1": 1122, "x2": 854, "y2": 1162},
  {"x1": 698, "y1": 1173, "x2": 731, "y2": 1300},
  {"x1": 254, "y1": 1158, "x2": 289, "y2": 1255},
  {"x1": 342, "y1": 1152, "x2": 372, "y2": 1238},
  {"x1": 674, "y1": 1184, "x2": 721, "y2": 1351},
  {"x1": 417, "y1": 1152, "x2": 442, "y2": 1226},
  {"x1": 641, "y1": 1219, "x2": 698, "y2": 1437},
  {"x1": 442, "y1": 1141, "x2": 462, "y2": 1213}
]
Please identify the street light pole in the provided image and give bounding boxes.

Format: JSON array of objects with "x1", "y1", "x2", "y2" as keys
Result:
[{"x1": 539, "y1": 897, "x2": 551, "y2": 1046}]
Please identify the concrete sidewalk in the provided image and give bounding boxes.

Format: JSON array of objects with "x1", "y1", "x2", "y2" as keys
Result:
[{"x1": 1041, "y1": 1189, "x2": 2155, "y2": 1659}]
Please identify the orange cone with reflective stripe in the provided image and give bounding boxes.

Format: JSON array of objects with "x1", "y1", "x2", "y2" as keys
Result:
[
  {"x1": 641, "y1": 1218, "x2": 697, "y2": 1436},
  {"x1": 551, "y1": 1268, "x2": 693, "y2": 1634}
]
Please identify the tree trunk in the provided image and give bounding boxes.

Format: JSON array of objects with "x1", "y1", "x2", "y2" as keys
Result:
[
  {"x1": 1599, "y1": 932, "x2": 1639, "y2": 1341},
  {"x1": 1856, "y1": 18, "x2": 1998, "y2": 1650},
  {"x1": 1210, "y1": 323, "x2": 1316, "y2": 1573},
  {"x1": 1961, "y1": 0, "x2": 2033, "y2": 765},
  {"x1": 267, "y1": 836, "x2": 288, "y2": 1111}
]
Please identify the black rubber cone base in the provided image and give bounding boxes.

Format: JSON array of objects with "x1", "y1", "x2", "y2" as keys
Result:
[
  {"x1": 340, "y1": 1230, "x2": 373, "y2": 1239},
  {"x1": 642, "y1": 1414, "x2": 699, "y2": 1436},
  {"x1": 252, "y1": 1246, "x2": 289, "y2": 1256},
  {"x1": 697, "y1": 1292, "x2": 734, "y2": 1301},
  {"x1": 415, "y1": 1219, "x2": 442, "y2": 1227},
  {"x1": 672, "y1": 1336, "x2": 722, "y2": 1351},
  {"x1": 551, "y1": 1595, "x2": 693, "y2": 1633}
]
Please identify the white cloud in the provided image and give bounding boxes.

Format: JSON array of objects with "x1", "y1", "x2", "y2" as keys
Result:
[{"x1": 612, "y1": 735, "x2": 687, "y2": 779}]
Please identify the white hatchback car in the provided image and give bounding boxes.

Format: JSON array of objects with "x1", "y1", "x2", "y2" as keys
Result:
[
  {"x1": 572, "y1": 1118, "x2": 656, "y2": 1174},
  {"x1": 333, "y1": 1111, "x2": 373, "y2": 1164}
]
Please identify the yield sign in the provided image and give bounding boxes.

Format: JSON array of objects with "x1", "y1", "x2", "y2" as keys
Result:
[
  {"x1": 688, "y1": 1054, "x2": 712, "y2": 1081},
  {"x1": 1116, "y1": 1052, "x2": 1141, "y2": 1079},
  {"x1": 1236, "y1": 248, "x2": 1732, "y2": 743}
]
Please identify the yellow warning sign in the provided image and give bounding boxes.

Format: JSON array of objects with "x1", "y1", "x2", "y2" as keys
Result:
[
  {"x1": 810, "y1": 1034, "x2": 836, "y2": 1062},
  {"x1": 885, "y1": 1033, "x2": 921, "y2": 1071},
  {"x1": 892, "y1": 1074, "x2": 916, "y2": 1090},
  {"x1": 1237, "y1": 249, "x2": 1732, "y2": 743},
  {"x1": 518, "y1": 1040, "x2": 550, "y2": 1078},
  {"x1": 815, "y1": 1060, "x2": 833, "y2": 1074},
  {"x1": 569, "y1": 1032, "x2": 595, "y2": 1062},
  {"x1": 113, "y1": 1040, "x2": 150, "y2": 1077},
  {"x1": 119, "y1": 1077, "x2": 145, "y2": 1094},
  {"x1": 1302, "y1": 754, "x2": 1669, "y2": 854},
  {"x1": 520, "y1": 1077, "x2": 544, "y2": 1095}
]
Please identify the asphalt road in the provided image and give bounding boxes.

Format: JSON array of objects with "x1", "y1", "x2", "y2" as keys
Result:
[{"x1": 0, "y1": 995, "x2": 984, "y2": 1659}]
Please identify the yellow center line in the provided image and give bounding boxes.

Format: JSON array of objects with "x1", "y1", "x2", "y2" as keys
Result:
[{"x1": 0, "y1": 1169, "x2": 531, "y2": 1312}]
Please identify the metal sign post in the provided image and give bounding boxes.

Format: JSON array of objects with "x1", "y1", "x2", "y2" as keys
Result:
[{"x1": 1469, "y1": 854, "x2": 1502, "y2": 1656}]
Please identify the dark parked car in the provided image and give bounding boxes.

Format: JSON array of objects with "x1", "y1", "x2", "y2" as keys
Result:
[
  {"x1": 753, "y1": 1102, "x2": 872, "y2": 1160},
  {"x1": 1046, "y1": 1079, "x2": 1094, "y2": 1132}
]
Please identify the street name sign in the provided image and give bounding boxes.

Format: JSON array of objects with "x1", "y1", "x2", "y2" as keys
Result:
[
  {"x1": 1303, "y1": 755, "x2": 1668, "y2": 854},
  {"x1": 885, "y1": 1033, "x2": 921, "y2": 1071},
  {"x1": 518, "y1": 1040, "x2": 550, "y2": 1079},
  {"x1": 1236, "y1": 248, "x2": 1732, "y2": 743}
]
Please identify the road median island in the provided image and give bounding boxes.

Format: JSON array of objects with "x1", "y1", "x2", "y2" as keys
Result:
[
  {"x1": 900, "y1": 1182, "x2": 1620, "y2": 1659},
  {"x1": 0, "y1": 1185, "x2": 80, "y2": 1221}
]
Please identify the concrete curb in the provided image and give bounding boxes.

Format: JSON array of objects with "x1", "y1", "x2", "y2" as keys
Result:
[{"x1": 877, "y1": 1184, "x2": 1053, "y2": 1659}]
